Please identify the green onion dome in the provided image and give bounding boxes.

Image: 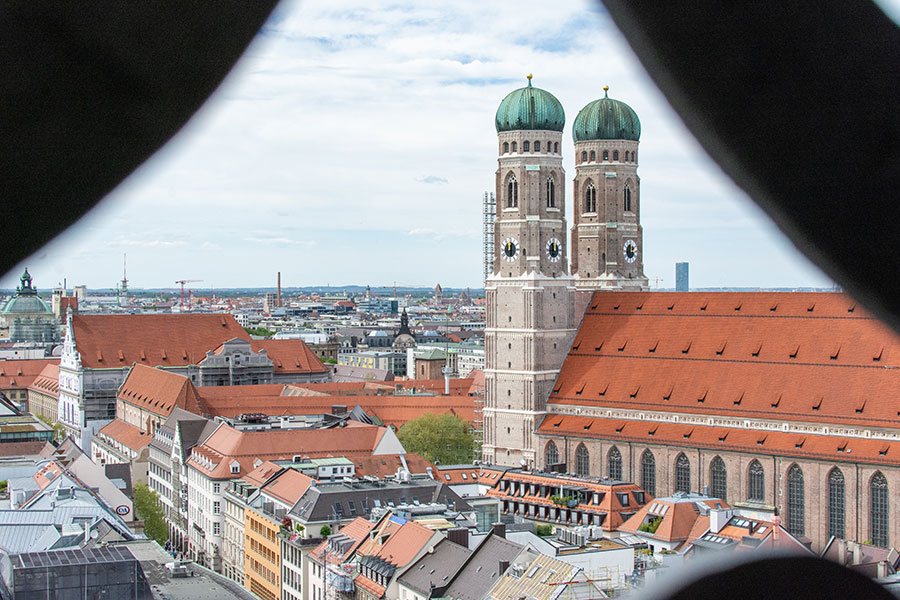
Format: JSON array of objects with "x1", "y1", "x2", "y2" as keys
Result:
[
  {"x1": 572, "y1": 86, "x2": 641, "y2": 142},
  {"x1": 495, "y1": 75, "x2": 565, "y2": 133}
]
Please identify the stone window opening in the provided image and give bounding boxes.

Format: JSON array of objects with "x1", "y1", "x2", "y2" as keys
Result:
[
  {"x1": 871, "y1": 472, "x2": 889, "y2": 547},
  {"x1": 613, "y1": 150, "x2": 619, "y2": 161},
  {"x1": 828, "y1": 467, "x2": 845, "y2": 539},
  {"x1": 581, "y1": 151, "x2": 587, "y2": 162},
  {"x1": 546, "y1": 177, "x2": 556, "y2": 208},
  {"x1": 589, "y1": 150, "x2": 596, "y2": 162},
  {"x1": 523, "y1": 141, "x2": 530, "y2": 152},
  {"x1": 787, "y1": 464, "x2": 804, "y2": 536},
  {"x1": 710, "y1": 456, "x2": 727, "y2": 501},
  {"x1": 545, "y1": 441, "x2": 559, "y2": 466},
  {"x1": 584, "y1": 183, "x2": 597, "y2": 213},
  {"x1": 507, "y1": 175, "x2": 518, "y2": 208},
  {"x1": 603, "y1": 150, "x2": 609, "y2": 161},
  {"x1": 575, "y1": 443, "x2": 590, "y2": 476},
  {"x1": 748, "y1": 460, "x2": 764, "y2": 502},
  {"x1": 675, "y1": 453, "x2": 691, "y2": 492},
  {"x1": 608, "y1": 446, "x2": 622, "y2": 480},
  {"x1": 641, "y1": 450, "x2": 656, "y2": 496},
  {"x1": 554, "y1": 142, "x2": 559, "y2": 153},
  {"x1": 534, "y1": 140, "x2": 540, "y2": 152},
  {"x1": 624, "y1": 183, "x2": 633, "y2": 212},
  {"x1": 503, "y1": 141, "x2": 509, "y2": 153},
  {"x1": 511, "y1": 141, "x2": 517, "y2": 153}
]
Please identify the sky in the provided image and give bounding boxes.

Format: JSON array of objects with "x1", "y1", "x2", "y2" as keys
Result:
[{"x1": 1, "y1": 0, "x2": 844, "y2": 291}]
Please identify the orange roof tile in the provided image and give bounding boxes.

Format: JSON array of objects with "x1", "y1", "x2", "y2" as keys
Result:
[
  {"x1": 353, "y1": 453, "x2": 435, "y2": 478},
  {"x1": 251, "y1": 339, "x2": 328, "y2": 375},
  {"x1": 0, "y1": 359, "x2": 58, "y2": 390},
  {"x1": 550, "y1": 292, "x2": 900, "y2": 429},
  {"x1": 29, "y1": 363, "x2": 59, "y2": 394},
  {"x1": 71, "y1": 314, "x2": 248, "y2": 369},
  {"x1": 619, "y1": 496, "x2": 729, "y2": 542},
  {"x1": 263, "y1": 469, "x2": 314, "y2": 506},
  {"x1": 118, "y1": 364, "x2": 203, "y2": 418},
  {"x1": 97, "y1": 419, "x2": 153, "y2": 452},
  {"x1": 309, "y1": 517, "x2": 375, "y2": 564}
]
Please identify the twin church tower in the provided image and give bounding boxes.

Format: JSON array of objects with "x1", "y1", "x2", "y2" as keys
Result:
[{"x1": 483, "y1": 75, "x2": 648, "y2": 467}]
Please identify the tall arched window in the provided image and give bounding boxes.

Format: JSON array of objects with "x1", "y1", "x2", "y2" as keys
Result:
[
  {"x1": 675, "y1": 453, "x2": 691, "y2": 493},
  {"x1": 710, "y1": 456, "x2": 727, "y2": 501},
  {"x1": 871, "y1": 472, "x2": 889, "y2": 547},
  {"x1": 641, "y1": 450, "x2": 656, "y2": 496},
  {"x1": 581, "y1": 151, "x2": 587, "y2": 162},
  {"x1": 584, "y1": 183, "x2": 597, "y2": 213},
  {"x1": 625, "y1": 151, "x2": 630, "y2": 161},
  {"x1": 624, "y1": 184, "x2": 632, "y2": 212},
  {"x1": 554, "y1": 142, "x2": 559, "y2": 153},
  {"x1": 748, "y1": 460, "x2": 764, "y2": 502},
  {"x1": 608, "y1": 446, "x2": 622, "y2": 480},
  {"x1": 589, "y1": 150, "x2": 596, "y2": 162},
  {"x1": 575, "y1": 443, "x2": 590, "y2": 476},
  {"x1": 613, "y1": 150, "x2": 619, "y2": 161},
  {"x1": 511, "y1": 141, "x2": 517, "y2": 153},
  {"x1": 545, "y1": 441, "x2": 559, "y2": 467},
  {"x1": 546, "y1": 178, "x2": 556, "y2": 208},
  {"x1": 523, "y1": 141, "x2": 530, "y2": 152},
  {"x1": 507, "y1": 176, "x2": 518, "y2": 208},
  {"x1": 828, "y1": 468, "x2": 845, "y2": 539},
  {"x1": 603, "y1": 150, "x2": 609, "y2": 160},
  {"x1": 787, "y1": 464, "x2": 805, "y2": 536},
  {"x1": 534, "y1": 141, "x2": 540, "y2": 152},
  {"x1": 503, "y1": 142, "x2": 509, "y2": 153}
]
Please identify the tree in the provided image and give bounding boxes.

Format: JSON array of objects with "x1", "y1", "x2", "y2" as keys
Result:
[
  {"x1": 36, "y1": 414, "x2": 65, "y2": 442},
  {"x1": 320, "y1": 525, "x2": 331, "y2": 536},
  {"x1": 397, "y1": 412, "x2": 477, "y2": 465},
  {"x1": 133, "y1": 482, "x2": 168, "y2": 546}
]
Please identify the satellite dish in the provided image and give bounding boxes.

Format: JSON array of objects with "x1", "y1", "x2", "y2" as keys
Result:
[
  {"x1": 520, "y1": 459, "x2": 527, "y2": 467},
  {"x1": 90, "y1": 530, "x2": 99, "y2": 539}
]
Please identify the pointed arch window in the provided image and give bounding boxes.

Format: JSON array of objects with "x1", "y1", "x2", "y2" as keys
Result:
[
  {"x1": 534, "y1": 141, "x2": 540, "y2": 152},
  {"x1": 624, "y1": 151, "x2": 630, "y2": 161},
  {"x1": 603, "y1": 150, "x2": 609, "y2": 161},
  {"x1": 624, "y1": 183, "x2": 632, "y2": 212},
  {"x1": 546, "y1": 177, "x2": 556, "y2": 208},
  {"x1": 575, "y1": 443, "x2": 590, "y2": 476},
  {"x1": 675, "y1": 453, "x2": 691, "y2": 493},
  {"x1": 523, "y1": 141, "x2": 530, "y2": 152},
  {"x1": 641, "y1": 450, "x2": 656, "y2": 496},
  {"x1": 787, "y1": 464, "x2": 805, "y2": 536},
  {"x1": 871, "y1": 472, "x2": 889, "y2": 547},
  {"x1": 503, "y1": 142, "x2": 509, "y2": 154},
  {"x1": 554, "y1": 142, "x2": 559, "y2": 153},
  {"x1": 710, "y1": 456, "x2": 727, "y2": 501},
  {"x1": 748, "y1": 460, "x2": 764, "y2": 502},
  {"x1": 511, "y1": 141, "x2": 517, "y2": 153},
  {"x1": 608, "y1": 446, "x2": 622, "y2": 480},
  {"x1": 589, "y1": 150, "x2": 596, "y2": 162},
  {"x1": 545, "y1": 441, "x2": 559, "y2": 467},
  {"x1": 507, "y1": 176, "x2": 518, "y2": 208},
  {"x1": 828, "y1": 468, "x2": 845, "y2": 539},
  {"x1": 613, "y1": 150, "x2": 619, "y2": 161},
  {"x1": 584, "y1": 183, "x2": 597, "y2": 213},
  {"x1": 581, "y1": 151, "x2": 587, "y2": 162}
]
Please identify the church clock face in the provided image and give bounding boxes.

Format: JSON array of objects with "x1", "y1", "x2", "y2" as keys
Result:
[
  {"x1": 623, "y1": 239, "x2": 638, "y2": 263},
  {"x1": 545, "y1": 238, "x2": 562, "y2": 262},
  {"x1": 502, "y1": 237, "x2": 520, "y2": 262}
]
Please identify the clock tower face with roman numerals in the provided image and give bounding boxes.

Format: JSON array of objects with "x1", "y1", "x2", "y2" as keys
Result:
[{"x1": 484, "y1": 76, "x2": 577, "y2": 468}]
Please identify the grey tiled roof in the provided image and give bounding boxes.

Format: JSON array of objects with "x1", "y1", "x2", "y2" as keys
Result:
[
  {"x1": 398, "y1": 538, "x2": 472, "y2": 595},
  {"x1": 440, "y1": 534, "x2": 524, "y2": 600}
]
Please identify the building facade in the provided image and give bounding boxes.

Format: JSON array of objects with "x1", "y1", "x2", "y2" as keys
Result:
[{"x1": 483, "y1": 76, "x2": 577, "y2": 467}]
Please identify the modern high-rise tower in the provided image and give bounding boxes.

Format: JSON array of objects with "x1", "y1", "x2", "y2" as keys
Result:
[
  {"x1": 482, "y1": 76, "x2": 577, "y2": 467},
  {"x1": 570, "y1": 87, "x2": 649, "y2": 291}
]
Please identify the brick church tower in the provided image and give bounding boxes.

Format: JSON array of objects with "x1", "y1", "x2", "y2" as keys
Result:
[{"x1": 482, "y1": 76, "x2": 577, "y2": 467}]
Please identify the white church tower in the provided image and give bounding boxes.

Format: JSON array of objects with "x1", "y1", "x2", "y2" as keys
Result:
[{"x1": 483, "y1": 76, "x2": 577, "y2": 467}]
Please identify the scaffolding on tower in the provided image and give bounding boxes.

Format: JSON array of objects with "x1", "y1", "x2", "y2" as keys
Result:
[{"x1": 483, "y1": 191, "x2": 496, "y2": 284}]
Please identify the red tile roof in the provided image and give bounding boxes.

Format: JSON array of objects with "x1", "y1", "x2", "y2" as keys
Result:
[
  {"x1": 71, "y1": 314, "x2": 249, "y2": 369},
  {"x1": 353, "y1": 453, "x2": 435, "y2": 478},
  {"x1": 550, "y1": 292, "x2": 900, "y2": 429},
  {"x1": 619, "y1": 496, "x2": 729, "y2": 542},
  {"x1": 28, "y1": 363, "x2": 59, "y2": 395},
  {"x1": 251, "y1": 339, "x2": 328, "y2": 375},
  {"x1": 309, "y1": 517, "x2": 375, "y2": 565},
  {"x1": 358, "y1": 518, "x2": 435, "y2": 568},
  {"x1": 97, "y1": 418, "x2": 153, "y2": 452},
  {"x1": 117, "y1": 364, "x2": 203, "y2": 418},
  {"x1": 0, "y1": 359, "x2": 59, "y2": 389},
  {"x1": 263, "y1": 468, "x2": 314, "y2": 506}
]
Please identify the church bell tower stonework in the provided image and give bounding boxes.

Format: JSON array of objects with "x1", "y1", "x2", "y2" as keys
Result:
[{"x1": 483, "y1": 76, "x2": 577, "y2": 467}]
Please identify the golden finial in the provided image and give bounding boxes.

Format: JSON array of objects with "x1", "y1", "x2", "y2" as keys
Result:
[
  {"x1": 603, "y1": 85, "x2": 609, "y2": 97},
  {"x1": 527, "y1": 73, "x2": 533, "y2": 80}
]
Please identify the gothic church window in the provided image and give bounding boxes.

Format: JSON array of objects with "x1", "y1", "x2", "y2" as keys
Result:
[
  {"x1": 534, "y1": 141, "x2": 540, "y2": 152},
  {"x1": 575, "y1": 443, "x2": 590, "y2": 476},
  {"x1": 546, "y1": 178, "x2": 556, "y2": 208},
  {"x1": 523, "y1": 141, "x2": 530, "y2": 152},
  {"x1": 545, "y1": 441, "x2": 559, "y2": 466},
  {"x1": 871, "y1": 472, "x2": 889, "y2": 547},
  {"x1": 554, "y1": 142, "x2": 559, "y2": 153},
  {"x1": 584, "y1": 183, "x2": 597, "y2": 213},
  {"x1": 507, "y1": 176, "x2": 518, "y2": 208},
  {"x1": 710, "y1": 456, "x2": 727, "y2": 500},
  {"x1": 589, "y1": 150, "x2": 596, "y2": 162},
  {"x1": 748, "y1": 460, "x2": 764, "y2": 502},
  {"x1": 503, "y1": 142, "x2": 509, "y2": 153},
  {"x1": 828, "y1": 468, "x2": 845, "y2": 539},
  {"x1": 787, "y1": 464, "x2": 805, "y2": 536},
  {"x1": 603, "y1": 150, "x2": 609, "y2": 160},
  {"x1": 581, "y1": 151, "x2": 587, "y2": 162},
  {"x1": 641, "y1": 450, "x2": 656, "y2": 496},
  {"x1": 675, "y1": 453, "x2": 691, "y2": 492},
  {"x1": 512, "y1": 141, "x2": 517, "y2": 152},
  {"x1": 613, "y1": 150, "x2": 619, "y2": 161},
  {"x1": 608, "y1": 446, "x2": 622, "y2": 480},
  {"x1": 624, "y1": 183, "x2": 632, "y2": 212}
]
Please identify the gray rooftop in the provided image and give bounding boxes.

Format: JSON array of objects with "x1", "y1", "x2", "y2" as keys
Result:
[
  {"x1": 439, "y1": 533, "x2": 524, "y2": 600},
  {"x1": 398, "y1": 538, "x2": 472, "y2": 595}
]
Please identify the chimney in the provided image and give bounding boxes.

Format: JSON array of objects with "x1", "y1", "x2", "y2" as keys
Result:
[
  {"x1": 837, "y1": 539, "x2": 848, "y2": 565},
  {"x1": 850, "y1": 541, "x2": 862, "y2": 565},
  {"x1": 277, "y1": 272, "x2": 282, "y2": 307},
  {"x1": 492, "y1": 523, "x2": 506, "y2": 539},
  {"x1": 446, "y1": 527, "x2": 469, "y2": 548},
  {"x1": 772, "y1": 515, "x2": 782, "y2": 543},
  {"x1": 499, "y1": 560, "x2": 510, "y2": 575}
]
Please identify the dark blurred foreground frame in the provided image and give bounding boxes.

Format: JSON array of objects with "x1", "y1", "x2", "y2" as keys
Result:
[
  {"x1": 0, "y1": 2, "x2": 279, "y2": 275},
  {"x1": 1, "y1": 1, "x2": 899, "y2": 595}
]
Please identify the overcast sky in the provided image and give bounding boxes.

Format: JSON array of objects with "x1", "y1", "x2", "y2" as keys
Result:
[{"x1": 2, "y1": 0, "x2": 842, "y2": 291}]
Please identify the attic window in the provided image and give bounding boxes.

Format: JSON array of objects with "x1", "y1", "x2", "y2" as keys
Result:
[
  {"x1": 734, "y1": 392, "x2": 744, "y2": 406},
  {"x1": 575, "y1": 383, "x2": 586, "y2": 396},
  {"x1": 812, "y1": 397, "x2": 823, "y2": 411},
  {"x1": 831, "y1": 346, "x2": 841, "y2": 360},
  {"x1": 683, "y1": 429, "x2": 693, "y2": 439},
  {"x1": 807, "y1": 303, "x2": 815, "y2": 312},
  {"x1": 594, "y1": 340, "x2": 604, "y2": 352},
  {"x1": 583, "y1": 423, "x2": 591, "y2": 431},
  {"x1": 630, "y1": 385, "x2": 640, "y2": 399},
  {"x1": 96, "y1": 351, "x2": 103, "y2": 363},
  {"x1": 795, "y1": 438, "x2": 805, "y2": 449},
  {"x1": 718, "y1": 432, "x2": 728, "y2": 442},
  {"x1": 734, "y1": 303, "x2": 742, "y2": 312},
  {"x1": 848, "y1": 304, "x2": 855, "y2": 313},
  {"x1": 615, "y1": 422, "x2": 625, "y2": 433},
  {"x1": 663, "y1": 385, "x2": 673, "y2": 401},
  {"x1": 647, "y1": 425, "x2": 658, "y2": 437},
  {"x1": 613, "y1": 304, "x2": 620, "y2": 311},
  {"x1": 837, "y1": 440, "x2": 848, "y2": 453},
  {"x1": 140, "y1": 350, "x2": 146, "y2": 361},
  {"x1": 682, "y1": 340, "x2": 692, "y2": 355},
  {"x1": 700, "y1": 302, "x2": 708, "y2": 311},
  {"x1": 855, "y1": 399, "x2": 866, "y2": 414},
  {"x1": 769, "y1": 304, "x2": 778, "y2": 312},
  {"x1": 160, "y1": 350, "x2": 167, "y2": 360},
  {"x1": 879, "y1": 445, "x2": 889, "y2": 457},
  {"x1": 618, "y1": 340, "x2": 627, "y2": 352},
  {"x1": 789, "y1": 345, "x2": 799, "y2": 359},
  {"x1": 649, "y1": 340, "x2": 659, "y2": 354},
  {"x1": 667, "y1": 303, "x2": 675, "y2": 311},
  {"x1": 591, "y1": 303, "x2": 598, "y2": 310},
  {"x1": 636, "y1": 302, "x2": 644, "y2": 311},
  {"x1": 717, "y1": 341, "x2": 726, "y2": 356},
  {"x1": 572, "y1": 338, "x2": 582, "y2": 351},
  {"x1": 771, "y1": 394, "x2": 781, "y2": 409},
  {"x1": 697, "y1": 389, "x2": 707, "y2": 404},
  {"x1": 553, "y1": 420, "x2": 562, "y2": 428},
  {"x1": 757, "y1": 435, "x2": 767, "y2": 445},
  {"x1": 752, "y1": 343, "x2": 762, "y2": 357},
  {"x1": 553, "y1": 384, "x2": 562, "y2": 394},
  {"x1": 874, "y1": 347, "x2": 884, "y2": 362},
  {"x1": 598, "y1": 384, "x2": 608, "y2": 397}
]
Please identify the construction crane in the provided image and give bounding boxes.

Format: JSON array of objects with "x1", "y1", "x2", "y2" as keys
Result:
[{"x1": 175, "y1": 279, "x2": 202, "y2": 310}]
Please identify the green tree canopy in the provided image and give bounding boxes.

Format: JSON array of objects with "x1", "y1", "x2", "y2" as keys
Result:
[
  {"x1": 397, "y1": 412, "x2": 477, "y2": 465},
  {"x1": 133, "y1": 482, "x2": 168, "y2": 546}
]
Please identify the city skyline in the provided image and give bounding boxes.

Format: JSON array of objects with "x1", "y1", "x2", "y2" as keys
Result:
[{"x1": 2, "y1": 0, "x2": 834, "y2": 291}]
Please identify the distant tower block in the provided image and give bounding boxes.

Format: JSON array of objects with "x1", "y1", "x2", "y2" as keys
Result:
[
  {"x1": 277, "y1": 271, "x2": 282, "y2": 307},
  {"x1": 676, "y1": 262, "x2": 690, "y2": 292}
]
